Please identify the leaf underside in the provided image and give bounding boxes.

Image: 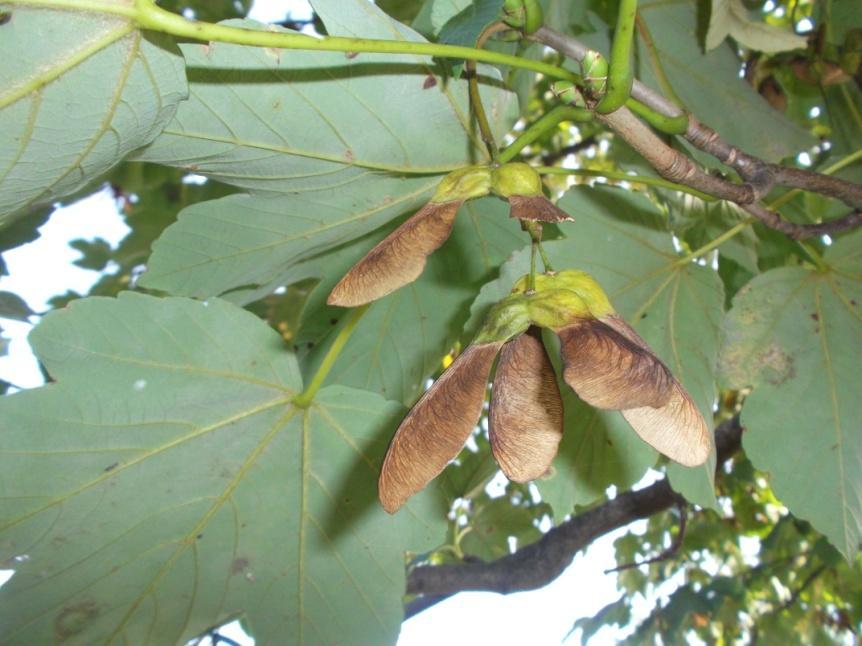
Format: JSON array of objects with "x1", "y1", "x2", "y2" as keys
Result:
[
  {"x1": 0, "y1": 5, "x2": 187, "y2": 224},
  {"x1": 0, "y1": 293, "x2": 442, "y2": 645},
  {"x1": 719, "y1": 231, "x2": 862, "y2": 560}
]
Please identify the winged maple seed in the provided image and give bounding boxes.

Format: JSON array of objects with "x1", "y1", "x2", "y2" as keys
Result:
[
  {"x1": 327, "y1": 163, "x2": 572, "y2": 308},
  {"x1": 378, "y1": 269, "x2": 712, "y2": 513}
]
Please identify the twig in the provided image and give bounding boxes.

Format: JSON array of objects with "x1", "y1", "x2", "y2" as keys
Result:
[
  {"x1": 597, "y1": 108, "x2": 861, "y2": 239},
  {"x1": 404, "y1": 417, "x2": 742, "y2": 603},
  {"x1": 779, "y1": 565, "x2": 827, "y2": 612},
  {"x1": 465, "y1": 22, "x2": 511, "y2": 162},
  {"x1": 531, "y1": 26, "x2": 862, "y2": 230},
  {"x1": 604, "y1": 500, "x2": 687, "y2": 574},
  {"x1": 743, "y1": 204, "x2": 862, "y2": 239},
  {"x1": 595, "y1": 107, "x2": 757, "y2": 204},
  {"x1": 539, "y1": 136, "x2": 598, "y2": 165}
]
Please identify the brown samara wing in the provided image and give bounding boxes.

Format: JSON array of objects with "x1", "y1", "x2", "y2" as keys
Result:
[
  {"x1": 328, "y1": 200, "x2": 461, "y2": 307},
  {"x1": 557, "y1": 316, "x2": 674, "y2": 410},
  {"x1": 379, "y1": 341, "x2": 501, "y2": 513},
  {"x1": 489, "y1": 329, "x2": 564, "y2": 482},
  {"x1": 622, "y1": 380, "x2": 712, "y2": 467}
]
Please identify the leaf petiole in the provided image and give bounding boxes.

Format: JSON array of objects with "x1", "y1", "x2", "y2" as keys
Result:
[
  {"x1": 3, "y1": 0, "x2": 579, "y2": 82},
  {"x1": 294, "y1": 305, "x2": 369, "y2": 408},
  {"x1": 499, "y1": 105, "x2": 594, "y2": 163}
]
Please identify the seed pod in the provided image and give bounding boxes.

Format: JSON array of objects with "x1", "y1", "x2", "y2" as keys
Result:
[
  {"x1": 473, "y1": 294, "x2": 531, "y2": 345},
  {"x1": 556, "y1": 315, "x2": 674, "y2": 410},
  {"x1": 489, "y1": 328, "x2": 563, "y2": 482},
  {"x1": 327, "y1": 201, "x2": 461, "y2": 307},
  {"x1": 491, "y1": 163, "x2": 573, "y2": 223},
  {"x1": 432, "y1": 166, "x2": 493, "y2": 202},
  {"x1": 379, "y1": 342, "x2": 502, "y2": 513},
  {"x1": 525, "y1": 288, "x2": 592, "y2": 329}
]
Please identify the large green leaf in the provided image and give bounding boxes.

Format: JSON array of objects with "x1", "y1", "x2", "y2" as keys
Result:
[
  {"x1": 138, "y1": 178, "x2": 437, "y2": 299},
  {"x1": 297, "y1": 197, "x2": 526, "y2": 404},
  {"x1": 468, "y1": 185, "x2": 723, "y2": 516},
  {"x1": 719, "y1": 231, "x2": 862, "y2": 560},
  {"x1": 0, "y1": 293, "x2": 442, "y2": 644},
  {"x1": 0, "y1": 2, "x2": 187, "y2": 224},
  {"x1": 136, "y1": 0, "x2": 516, "y2": 298}
]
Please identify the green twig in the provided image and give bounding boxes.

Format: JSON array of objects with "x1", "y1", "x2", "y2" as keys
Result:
[
  {"x1": 635, "y1": 14, "x2": 685, "y2": 108},
  {"x1": 797, "y1": 240, "x2": 828, "y2": 271},
  {"x1": 293, "y1": 305, "x2": 369, "y2": 408},
  {"x1": 537, "y1": 242, "x2": 554, "y2": 272},
  {"x1": 522, "y1": 220, "x2": 552, "y2": 274},
  {"x1": 529, "y1": 241, "x2": 537, "y2": 290},
  {"x1": 596, "y1": 0, "x2": 637, "y2": 113},
  {"x1": 676, "y1": 217, "x2": 755, "y2": 266},
  {"x1": 626, "y1": 98, "x2": 688, "y2": 134},
  {"x1": 466, "y1": 22, "x2": 510, "y2": 163},
  {"x1": 499, "y1": 105, "x2": 594, "y2": 163},
  {"x1": 537, "y1": 167, "x2": 714, "y2": 200},
  {"x1": 4, "y1": 0, "x2": 578, "y2": 82}
]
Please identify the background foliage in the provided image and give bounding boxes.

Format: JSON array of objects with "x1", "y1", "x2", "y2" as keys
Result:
[{"x1": 0, "y1": 0, "x2": 860, "y2": 643}]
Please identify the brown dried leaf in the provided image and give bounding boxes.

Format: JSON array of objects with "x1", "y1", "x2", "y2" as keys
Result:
[
  {"x1": 557, "y1": 316, "x2": 674, "y2": 410},
  {"x1": 328, "y1": 200, "x2": 461, "y2": 307},
  {"x1": 489, "y1": 329, "x2": 564, "y2": 483},
  {"x1": 508, "y1": 195, "x2": 574, "y2": 223},
  {"x1": 379, "y1": 341, "x2": 501, "y2": 513},
  {"x1": 622, "y1": 381, "x2": 711, "y2": 466}
]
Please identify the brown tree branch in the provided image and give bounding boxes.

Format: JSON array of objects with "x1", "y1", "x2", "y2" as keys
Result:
[
  {"x1": 404, "y1": 417, "x2": 742, "y2": 610},
  {"x1": 530, "y1": 26, "x2": 862, "y2": 235},
  {"x1": 594, "y1": 107, "x2": 758, "y2": 204},
  {"x1": 597, "y1": 108, "x2": 862, "y2": 238},
  {"x1": 742, "y1": 204, "x2": 862, "y2": 239},
  {"x1": 540, "y1": 136, "x2": 598, "y2": 165},
  {"x1": 604, "y1": 500, "x2": 687, "y2": 574}
]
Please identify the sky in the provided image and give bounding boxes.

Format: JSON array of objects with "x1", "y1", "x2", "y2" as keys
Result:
[{"x1": 0, "y1": 1, "x2": 680, "y2": 643}]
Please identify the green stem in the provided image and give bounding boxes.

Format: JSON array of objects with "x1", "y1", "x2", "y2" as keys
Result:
[
  {"x1": 522, "y1": 220, "x2": 552, "y2": 275},
  {"x1": 839, "y1": 82, "x2": 862, "y2": 132},
  {"x1": 596, "y1": 0, "x2": 637, "y2": 113},
  {"x1": 293, "y1": 305, "x2": 369, "y2": 408},
  {"x1": 797, "y1": 241, "x2": 828, "y2": 271},
  {"x1": 635, "y1": 13, "x2": 685, "y2": 108},
  {"x1": 626, "y1": 97, "x2": 688, "y2": 134},
  {"x1": 676, "y1": 217, "x2": 755, "y2": 266},
  {"x1": 5, "y1": 0, "x2": 578, "y2": 81},
  {"x1": 499, "y1": 105, "x2": 594, "y2": 163},
  {"x1": 537, "y1": 242, "x2": 554, "y2": 272},
  {"x1": 466, "y1": 22, "x2": 510, "y2": 163},
  {"x1": 468, "y1": 71, "x2": 498, "y2": 162},
  {"x1": 537, "y1": 167, "x2": 714, "y2": 200},
  {"x1": 529, "y1": 241, "x2": 537, "y2": 290}
]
